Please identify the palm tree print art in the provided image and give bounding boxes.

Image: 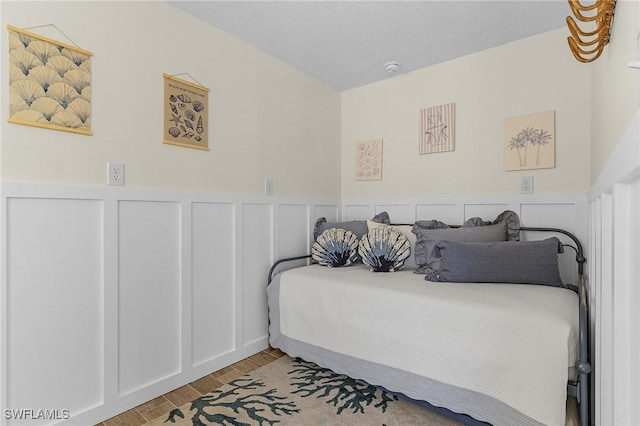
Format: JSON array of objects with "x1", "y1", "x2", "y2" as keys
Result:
[{"x1": 505, "y1": 111, "x2": 555, "y2": 171}]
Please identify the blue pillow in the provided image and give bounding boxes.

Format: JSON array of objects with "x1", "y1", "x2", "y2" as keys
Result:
[
  {"x1": 412, "y1": 221, "x2": 508, "y2": 277},
  {"x1": 431, "y1": 237, "x2": 564, "y2": 287},
  {"x1": 313, "y1": 211, "x2": 390, "y2": 240}
]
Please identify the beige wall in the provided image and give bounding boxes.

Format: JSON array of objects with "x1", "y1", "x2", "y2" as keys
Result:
[
  {"x1": 590, "y1": 0, "x2": 640, "y2": 184},
  {"x1": 341, "y1": 29, "x2": 591, "y2": 199},
  {"x1": 0, "y1": 1, "x2": 342, "y2": 198},
  {"x1": 4, "y1": 2, "x2": 635, "y2": 200}
]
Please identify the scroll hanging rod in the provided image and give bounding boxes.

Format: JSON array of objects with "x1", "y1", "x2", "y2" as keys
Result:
[{"x1": 566, "y1": 0, "x2": 617, "y2": 63}]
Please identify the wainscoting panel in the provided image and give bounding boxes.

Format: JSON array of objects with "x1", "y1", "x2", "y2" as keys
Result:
[
  {"x1": 463, "y1": 203, "x2": 511, "y2": 222},
  {"x1": 343, "y1": 195, "x2": 588, "y2": 284},
  {"x1": 344, "y1": 204, "x2": 372, "y2": 221},
  {"x1": 520, "y1": 202, "x2": 589, "y2": 283},
  {"x1": 241, "y1": 203, "x2": 273, "y2": 346},
  {"x1": 415, "y1": 203, "x2": 458, "y2": 224},
  {"x1": 343, "y1": 196, "x2": 587, "y2": 236},
  {"x1": 278, "y1": 204, "x2": 309, "y2": 259},
  {"x1": 589, "y1": 110, "x2": 640, "y2": 426},
  {"x1": 118, "y1": 201, "x2": 182, "y2": 396},
  {"x1": 191, "y1": 202, "x2": 236, "y2": 367},
  {"x1": 520, "y1": 202, "x2": 583, "y2": 232},
  {"x1": 0, "y1": 184, "x2": 339, "y2": 425},
  {"x1": 5, "y1": 197, "x2": 104, "y2": 420},
  {"x1": 374, "y1": 204, "x2": 413, "y2": 224},
  {"x1": 311, "y1": 204, "x2": 339, "y2": 225}
]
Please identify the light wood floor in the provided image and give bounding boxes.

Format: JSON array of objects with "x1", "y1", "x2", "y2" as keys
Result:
[{"x1": 97, "y1": 347, "x2": 285, "y2": 426}]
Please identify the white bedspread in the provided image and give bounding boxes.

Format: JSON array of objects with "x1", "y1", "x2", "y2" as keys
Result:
[{"x1": 278, "y1": 264, "x2": 578, "y2": 426}]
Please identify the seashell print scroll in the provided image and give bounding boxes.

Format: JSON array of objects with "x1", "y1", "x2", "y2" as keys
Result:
[
  {"x1": 7, "y1": 25, "x2": 93, "y2": 135},
  {"x1": 355, "y1": 139, "x2": 383, "y2": 181},
  {"x1": 163, "y1": 74, "x2": 209, "y2": 150}
]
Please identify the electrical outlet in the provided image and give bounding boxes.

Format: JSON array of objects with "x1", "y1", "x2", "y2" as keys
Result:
[
  {"x1": 264, "y1": 178, "x2": 273, "y2": 196},
  {"x1": 107, "y1": 162, "x2": 125, "y2": 186},
  {"x1": 520, "y1": 176, "x2": 533, "y2": 194}
]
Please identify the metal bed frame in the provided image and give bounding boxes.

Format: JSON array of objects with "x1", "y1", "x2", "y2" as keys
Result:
[{"x1": 267, "y1": 226, "x2": 591, "y2": 426}]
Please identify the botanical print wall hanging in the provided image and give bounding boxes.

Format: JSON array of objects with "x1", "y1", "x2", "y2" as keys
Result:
[
  {"x1": 419, "y1": 103, "x2": 455, "y2": 154},
  {"x1": 355, "y1": 139, "x2": 382, "y2": 181},
  {"x1": 505, "y1": 111, "x2": 555, "y2": 171},
  {"x1": 163, "y1": 74, "x2": 209, "y2": 150},
  {"x1": 7, "y1": 25, "x2": 93, "y2": 135}
]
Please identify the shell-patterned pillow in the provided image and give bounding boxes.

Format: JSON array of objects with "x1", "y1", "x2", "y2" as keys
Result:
[
  {"x1": 311, "y1": 228, "x2": 359, "y2": 267},
  {"x1": 358, "y1": 225, "x2": 411, "y2": 272}
]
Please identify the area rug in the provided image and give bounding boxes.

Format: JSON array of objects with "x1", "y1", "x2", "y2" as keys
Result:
[{"x1": 152, "y1": 355, "x2": 461, "y2": 425}]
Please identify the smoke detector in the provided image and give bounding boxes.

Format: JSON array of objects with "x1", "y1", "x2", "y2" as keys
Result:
[{"x1": 384, "y1": 61, "x2": 400, "y2": 74}]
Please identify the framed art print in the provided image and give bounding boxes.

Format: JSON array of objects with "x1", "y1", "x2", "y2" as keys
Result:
[
  {"x1": 8, "y1": 24, "x2": 93, "y2": 135},
  {"x1": 505, "y1": 111, "x2": 555, "y2": 171},
  {"x1": 419, "y1": 103, "x2": 455, "y2": 154},
  {"x1": 163, "y1": 73, "x2": 210, "y2": 150},
  {"x1": 355, "y1": 139, "x2": 382, "y2": 181}
]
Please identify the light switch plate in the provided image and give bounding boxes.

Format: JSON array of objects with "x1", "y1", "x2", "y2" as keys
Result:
[{"x1": 264, "y1": 178, "x2": 273, "y2": 196}]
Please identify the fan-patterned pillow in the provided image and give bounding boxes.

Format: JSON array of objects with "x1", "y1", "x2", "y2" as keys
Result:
[
  {"x1": 358, "y1": 226, "x2": 410, "y2": 272},
  {"x1": 311, "y1": 228, "x2": 359, "y2": 267}
]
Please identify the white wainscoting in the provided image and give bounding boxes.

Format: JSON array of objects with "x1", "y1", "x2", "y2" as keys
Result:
[
  {"x1": 342, "y1": 194, "x2": 589, "y2": 283},
  {"x1": 0, "y1": 182, "x2": 597, "y2": 425},
  {"x1": 0, "y1": 183, "x2": 338, "y2": 425},
  {"x1": 589, "y1": 111, "x2": 640, "y2": 426}
]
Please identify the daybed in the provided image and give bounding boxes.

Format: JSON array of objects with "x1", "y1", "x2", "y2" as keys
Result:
[{"x1": 266, "y1": 213, "x2": 590, "y2": 426}]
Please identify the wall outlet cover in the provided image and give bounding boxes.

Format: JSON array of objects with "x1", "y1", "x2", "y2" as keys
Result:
[
  {"x1": 520, "y1": 176, "x2": 533, "y2": 194},
  {"x1": 108, "y1": 162, "x2": 125, "y2": 186}
]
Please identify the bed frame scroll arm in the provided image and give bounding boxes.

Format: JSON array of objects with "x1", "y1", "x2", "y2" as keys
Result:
[{"x1": 267, "y1": 254, "x2": 312, "y2": 286}]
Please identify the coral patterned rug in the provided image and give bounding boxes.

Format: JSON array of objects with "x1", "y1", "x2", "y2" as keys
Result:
[{"x1": 150, "y1": 355, "x2": 461, "y2": 426}]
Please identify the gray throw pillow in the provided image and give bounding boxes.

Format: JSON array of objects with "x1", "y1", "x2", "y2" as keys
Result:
[
  {"x1": 412, "y1": 221, "x2": 508, "y2": 277},
  {"x1": 431, "y1": 237, "x2": 564, "y2": 287},
  {"x1": 313, "y1": 211, "x2": 390, "y2": 240},
  {"x1": 463, "y1": 210, "x2": 521, "y2": 241}
]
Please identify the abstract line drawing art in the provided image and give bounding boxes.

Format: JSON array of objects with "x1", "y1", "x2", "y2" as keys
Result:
[
  {"x1": 163, "y1": 74, "x2": 209, "y2": 150},
  {"x1": 8, "y1": 25, "x2": 93, "y2": 135},
  {"x1": 355, "y1": 139, "x2": 382, "y2": 181},
  {"x1": 419, "y1": 103, "x2": 455, "y2": 154},
  {"x1": 505, "y1": 111, "x2": 555, "y2": 171}
]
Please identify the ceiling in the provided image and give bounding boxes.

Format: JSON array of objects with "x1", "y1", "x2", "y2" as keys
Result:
[{"x1": 168, "y1": 1, "x2": 570, "y2": 91}]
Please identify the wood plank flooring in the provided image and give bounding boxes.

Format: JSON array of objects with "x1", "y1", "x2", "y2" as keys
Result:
[{"x1": 97, "y1": 347, "x2": 285, "y2": 426}]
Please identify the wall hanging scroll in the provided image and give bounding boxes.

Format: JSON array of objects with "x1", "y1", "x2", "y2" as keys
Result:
[
  {"x1": 505, "y1": 111, "x2": 555, "y2": 171},
  {"x1": 7, "y1": 24, "x2": 93, "y2": 135},
  {"x1": 419, "y1": 103, "x2": 455, "y2": 154},
  {"x1": 566, "y1": 0, "x2": 617, "y2": 63},
  {"x1": 163, "y1": 73, "x2": 210, "y2": 150},
  {"x1": 355, "y1": 139, "x2": 383, "y2": 181}
]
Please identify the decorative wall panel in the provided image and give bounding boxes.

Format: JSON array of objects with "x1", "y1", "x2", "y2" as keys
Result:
[
  {"x1": 6, "y1": 198, "x2": 103, "y2": 418},
  {"x1": 241, "y1": 204, "x2": 273, "y2": 346},
  {"x1": 278, "y1": 204, "x2": 309, "y2": 258},
  {"x1": 191, "y1": 202, "x2": 236, "y2": 366},
  {"x1": 415, "y1": 204, "x2": 458, "y2": 224},
  {"x1": 463, "y1": 204, "x2": 511, "y2": 222},
  {"x1": 118, "y1": 201, "x2": 182, "y2": 395},
  {"x1": 345, "y1": 204, "x2": 373, "y2": 221},
  {"x1": 311, "y1": 204, "x2": 339, "y2": 225}
]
